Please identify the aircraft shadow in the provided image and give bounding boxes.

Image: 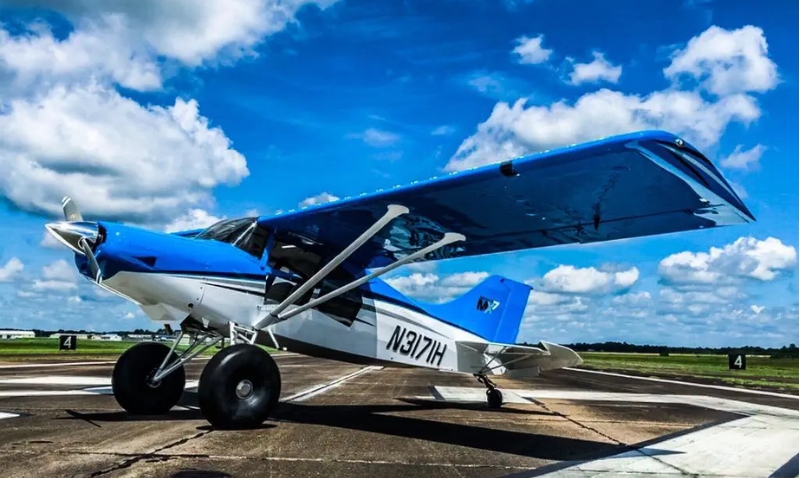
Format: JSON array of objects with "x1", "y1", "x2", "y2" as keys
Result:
[
  {"x1": 395, "y1": 397, "x2": 556, "y2": 415},
  {"x1": 270, "y1": 401, "x2": 627, "y2": 461},
  {"x1": 58, "y1": 391, "x2": 653, "y2": 461}
]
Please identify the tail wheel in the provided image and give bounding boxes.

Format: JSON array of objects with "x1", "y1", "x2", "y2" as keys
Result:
[
  {"x1": 487, "y1": 388, "x2": 503, "y2": 409},
  {"x1": 112, "y1": 342, "x2": 186, "y2": 415},
  {"x1": 198, "y1": 344, "x2": 281, "y2": 429}
]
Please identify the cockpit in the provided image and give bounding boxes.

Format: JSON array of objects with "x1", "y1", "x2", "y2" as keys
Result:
[{"x1": 194, "y1": 217, "x2": 269, "y2": 258}]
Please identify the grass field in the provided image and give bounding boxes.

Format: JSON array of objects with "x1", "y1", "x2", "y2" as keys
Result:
[
  {"x1": 578, "y1": 352, "x2": 799, "y2": 392},
  {"x1": 0, "y1": 338, "x2": 275, "y2": 360}
]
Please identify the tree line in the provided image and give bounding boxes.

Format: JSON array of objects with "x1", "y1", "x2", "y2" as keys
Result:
[{"x1": 517, "y1": 341, "x2": 799, "y2": 358}]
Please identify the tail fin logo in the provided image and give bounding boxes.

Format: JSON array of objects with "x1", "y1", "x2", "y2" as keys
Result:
[{"x1": 476, "y1": 296, "x2": 500, "y2": 313}]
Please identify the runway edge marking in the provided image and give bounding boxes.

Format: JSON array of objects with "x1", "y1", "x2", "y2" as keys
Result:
[
  {"x1": 282, "y1": 366, "x2": 382, "y2": 403},
  {"x1": 564, "y1": 366, "x2": 800, "y2": 400},
  {"x1": 0, "y1": 354, "x2": 301, "y2": 371},
  {"x1": 421, "y1": 386, "x2": 799, "y2": 478}
]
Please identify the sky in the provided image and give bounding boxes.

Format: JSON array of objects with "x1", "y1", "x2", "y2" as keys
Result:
[{"x1": 0, "y1": 0, "x2": 797, "y2": 347}]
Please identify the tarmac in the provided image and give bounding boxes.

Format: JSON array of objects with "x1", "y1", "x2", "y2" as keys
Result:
[{"x1": 0, "y1": 354, "x2": 797, "y2": 478}]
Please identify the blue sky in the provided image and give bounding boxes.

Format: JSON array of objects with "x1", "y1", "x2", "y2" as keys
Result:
[{"x1": 0, "y1": 0, "x2": 796, "y2": 347}]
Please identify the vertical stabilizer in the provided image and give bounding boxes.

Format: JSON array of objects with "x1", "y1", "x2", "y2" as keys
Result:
[{"x1": 421, "y1": 275, "x2": 531, "y2": 343}]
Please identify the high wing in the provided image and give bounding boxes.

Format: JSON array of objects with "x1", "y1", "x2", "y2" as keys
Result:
[{"x1": 257, "y1": 130, "x2": 754, "y2": 269}]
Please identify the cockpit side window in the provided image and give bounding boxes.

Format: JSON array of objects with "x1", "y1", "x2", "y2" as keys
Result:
[{"x1": 194, "y1": 217, "x2": 268, "y2": 258}]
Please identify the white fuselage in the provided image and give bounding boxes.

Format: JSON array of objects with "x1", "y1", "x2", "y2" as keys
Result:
[{"x1": 101, "y1": 271, "x2": 487, "y2": 372}]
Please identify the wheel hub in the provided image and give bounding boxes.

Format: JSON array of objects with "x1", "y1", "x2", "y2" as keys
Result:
[{"x1": 235, "y1": 379, "x2": 254, "y2": 399}]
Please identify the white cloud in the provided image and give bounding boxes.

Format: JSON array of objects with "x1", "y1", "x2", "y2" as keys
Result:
[
  {"x1": 40, "y1": 231, "x2": 63, "y2": 249},
  {"x1": 0, "y1": 257, "x2": 24, "y2": 282},
  {"x1": 164, "y1": 209, "x2": 223, "y2": 233},
  {"x1": 42, "y1": 259, "x2": 77, "y2": 282},
  {"x1": 350, "y1": 128, "x2": 401, "y2": 148},
  {"x1": 512, "y1": 34, "x2": 552, "y2": 65},
  {"x1": 0, "y1": 17, "x2": 161, "y2": 94},
  {"x1": 663, "y1": 25, "x2": 779, "y2": 96},
  {"x1": 0, "y1": 85, "x2": 248, "y2": 223},
  {"x1": 659, "y1": 236, "x2": 797, "y2": 284},
  {"x1": 385, "y1": 271, "x2": 489, "y2": 303},
  {"x1": 720, "y1": 144, "x2": 765, "y2": 171},
  {"x1": 299, "y1": 192, "x2": 340, "y2": 208},
  {"x1": 535, "y1": 265, "x2": 639, "y2": 295},
  {"x1": 568, "y1": 52, "x2": 622, "y2": 85},
  {"x1": 527, "y1": 290, "x2": 574, "y2": 306},
  {"x1": 0, "y1": 0, "x2": 337, "y2": 223},
  {"x1": 5, "y1": 0, "x2": 339, "y2": 68},
  {"x1": 31, "y1": 279, "x2": 78, "y2": 292},
  {"x1": 612, "y1": 291, "x2": 651, "y2": 306},
  {"x1": 750, "y1": 304, "x2": 765, "y2": 315},
  {"x1": 431, "y1": 125, "x2": 456, "y2": 136},
  {"x1": 446, "y1": 89, "x2": 759, "y2": 172},
  {"x1": 24, "y1": 259, "x2": 79, "y2": 292},
  {"x1": 467, "y1": 74, "x2": 505, "y2": 96},
  {"x1": 447, "y1": 25, "x2": 775, "y2": 172}
]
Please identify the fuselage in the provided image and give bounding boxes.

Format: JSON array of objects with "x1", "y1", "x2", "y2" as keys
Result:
[{"x1": 61, "y1": 219, "x2": 489, "y2": 372}]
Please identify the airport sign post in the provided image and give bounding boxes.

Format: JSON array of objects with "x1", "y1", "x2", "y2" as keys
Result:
[
  {"x1": 59, "y1": 334, "x2": 77, "y2": 351},
  {"x1": 728, "y1": 352, "x2": 746, "y2": 370}
]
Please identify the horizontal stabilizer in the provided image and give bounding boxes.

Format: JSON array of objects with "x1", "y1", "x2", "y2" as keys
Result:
[{"x1": 455, "y1": 340, "x2": 582, "y2": 376}]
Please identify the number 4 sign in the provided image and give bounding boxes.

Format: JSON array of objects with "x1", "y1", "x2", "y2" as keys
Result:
[{"x1": 728, "y1": 353, "x2": 746, "y2": 370}]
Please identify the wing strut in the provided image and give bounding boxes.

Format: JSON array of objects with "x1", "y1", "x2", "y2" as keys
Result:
[
  {"x1": 252, "y1": 204, "x2": 409, "y2": 331},
  {"x1": 277, "y1": 231, "x2": 466, "y2": 322}
]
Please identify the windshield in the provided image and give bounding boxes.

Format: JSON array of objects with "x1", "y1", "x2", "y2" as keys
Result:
[{"x1": 195, "y1": 218, "x2": 256, "y2": 246}]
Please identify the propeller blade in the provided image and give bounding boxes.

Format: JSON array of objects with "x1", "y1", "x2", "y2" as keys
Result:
[
  {"x1": 62, "y1": 196, "x2": 83, "y2": 222},
  {"x1": 78, "y1": 237, "x2": 102, "y2": 283}
]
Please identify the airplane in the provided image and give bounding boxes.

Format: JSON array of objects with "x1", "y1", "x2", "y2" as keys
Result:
[{"x1": 43, "y1": 130, "x2": 754, "y2": 430}]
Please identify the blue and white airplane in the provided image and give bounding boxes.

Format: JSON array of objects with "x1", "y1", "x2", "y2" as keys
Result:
[{"x1": 44, "y1": 130, "x2": 753, "y2": 429}]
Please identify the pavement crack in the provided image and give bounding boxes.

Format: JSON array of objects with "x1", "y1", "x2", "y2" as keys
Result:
[
  {"x1": 528, "y1": 398, "x2": 627, "y2": 447},
  {"x1": 87, "y1": 429, "x2": 213, "y2": 477}
]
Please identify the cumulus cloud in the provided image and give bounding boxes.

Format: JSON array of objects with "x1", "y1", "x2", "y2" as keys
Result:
[
  {"x1": 447, "y1": 25, "x2": 777, "y2": 172},
  {"x1": 512, "y1": 34, "x2": 552, "y2": 65},
  {"x1": 567, "y1": 52, "x2": 622, "y2": 85},
  {"x1": 659, "y1": 236, "x2": 797, "y2": 284},
  {"x1": 0, "y1": 0, "x2": 336, "y2": 224},
  {"x1": 720, "y1": 144, "x2": 766, "y2": 171},
  {"x1": 0, "y1": 87, "x2": 248, "y2": 223},
  {"x1": 164, "y1": 209, "x2": 223, "y2": 233},
  {"x1": 40, "y1": 230, "x2": 64, "y2": 249},
  {"x1": 385, "y1": 271, "x2": 489, "y2": 303},
  {"x1": 349, "y1": 128, "x2": 401, "y2": 148},
  {"x1": 0, "y1": 17, "x2": 161, "y2": 94},
  {"x1": 612, "y1": 291, "x2": 651, "y2": 306},
  {"x1": 663, "y1": 25, "x2": 779, "y2": 96},
  {"x1": 298, "y1": 192, "x2": 340, "y2": 208},
  {"x1": 534, "y1": 265, "x2": 639, "y2": 295},
  {"x1": 1, "y1": 0, "x2": 339, "y2": 68},
  {"x1": 26, "y1": 258, "x2": 78, "y2": 292},
  {"x1": 0, "y1": 257, "x2": 24, "y2": 281}
]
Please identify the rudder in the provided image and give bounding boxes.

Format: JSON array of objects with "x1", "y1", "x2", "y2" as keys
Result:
[{"x1": 421, "y1": 275, "x2": 531, "y2": 343}]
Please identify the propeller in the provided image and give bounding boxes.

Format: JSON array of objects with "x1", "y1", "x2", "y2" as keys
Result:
[
  {"x1": 45, "y1": 196, "x2": 103, "y2": 283},
  {"x1": 62, "y1": 196, "x2": 83, "y2": 221}
]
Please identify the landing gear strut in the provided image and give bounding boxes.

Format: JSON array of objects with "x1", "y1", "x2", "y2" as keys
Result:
[
  {"x1": 112, "y1": 326, "x2": 221, "y2": 416},
  {"x1": 476, "y1": 373, "x2": 503, "y2": 409}
]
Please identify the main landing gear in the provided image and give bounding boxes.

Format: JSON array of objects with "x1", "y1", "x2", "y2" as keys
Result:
[
  {"x1": 198, "y1": 343, "x2": 281, "y2": 429},
  {"x1": 111, "y1": 324, "x2": 282, "y2": 429},
  {"x1": 476, "y1": 373, "x2": 503, "y2": 409}
]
